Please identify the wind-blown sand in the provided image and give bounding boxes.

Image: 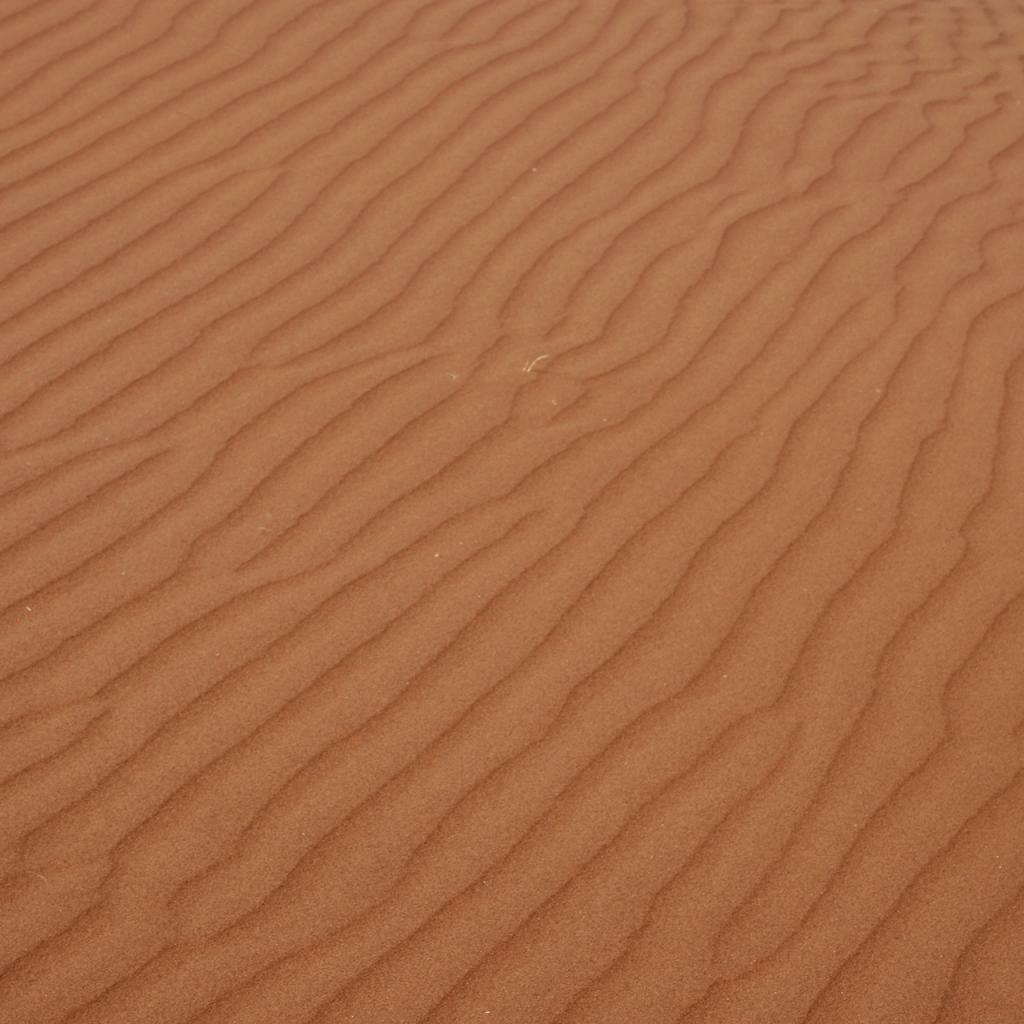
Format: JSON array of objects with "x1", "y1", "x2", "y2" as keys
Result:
[{"x1": 2, "y1": 0, "x2": 1024, "y2": 1021}]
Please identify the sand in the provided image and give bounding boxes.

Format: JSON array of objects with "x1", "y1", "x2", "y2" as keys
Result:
[{"x1": 1, "y1": 0, "x2": 1023, "y2": 1021}]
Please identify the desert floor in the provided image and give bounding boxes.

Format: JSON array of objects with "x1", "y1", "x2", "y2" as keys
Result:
[{"x1": 2, "y1": 1, "x2": 1024, "y2": 1022}]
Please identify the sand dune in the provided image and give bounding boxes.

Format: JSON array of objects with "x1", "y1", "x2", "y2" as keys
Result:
[{"x1": 2, "y1": 0, "x2": 1024, "y2": 1021}]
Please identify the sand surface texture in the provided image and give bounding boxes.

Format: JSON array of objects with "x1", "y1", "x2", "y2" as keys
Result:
[{"x1": 2, "y1": 0, "x2": 1024, "y2": 1021}]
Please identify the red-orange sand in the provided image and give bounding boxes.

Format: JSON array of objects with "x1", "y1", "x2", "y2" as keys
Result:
[{"x1": 2, "y1": 0, "x2": 1024, "y2": 1021}]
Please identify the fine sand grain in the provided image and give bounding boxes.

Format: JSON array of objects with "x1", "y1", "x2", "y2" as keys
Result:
[{"x1": 2, "y1": 0, "x2": 1024, "y2": 1021}]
